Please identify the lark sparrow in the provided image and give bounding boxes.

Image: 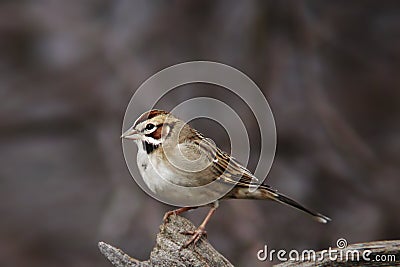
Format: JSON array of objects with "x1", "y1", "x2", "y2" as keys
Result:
[{"x1": 121, "y1": 110, "x2": 330, "y2": 247}]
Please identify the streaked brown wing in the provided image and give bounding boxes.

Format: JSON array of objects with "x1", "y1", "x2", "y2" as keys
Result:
[{"x1": 190, "y1": 136, "x2": 261, "y2": 188}]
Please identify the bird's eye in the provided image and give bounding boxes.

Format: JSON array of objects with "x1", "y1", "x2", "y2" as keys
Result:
[{"x1": 145, "y1": 123, "x2": 155, "y2": 131}]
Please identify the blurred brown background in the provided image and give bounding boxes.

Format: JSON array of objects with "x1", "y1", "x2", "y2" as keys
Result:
[{"x1": 1, "y1": 1, "x2": 400, "y2": 266}]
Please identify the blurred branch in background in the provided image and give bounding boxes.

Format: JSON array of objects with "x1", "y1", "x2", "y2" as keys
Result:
[{"x1": 276, "y1": 240, "x2": 400, "y2": 267}]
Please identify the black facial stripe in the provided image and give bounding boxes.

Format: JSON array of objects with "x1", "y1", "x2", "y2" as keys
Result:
[
  {"x1": 144, "y1": 123, "x2": 162, "y2": 137},
  {"x1": 145, "y1": 123, "x2": 155, "y2": 131},
  {"x1": 142, "y1": 141, "x2": 159, "y2": 154},
  {"x1": 144, "y1": 122, "x2": 175, "y2": 140}
]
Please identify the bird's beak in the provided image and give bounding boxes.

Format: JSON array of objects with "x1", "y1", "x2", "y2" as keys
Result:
[{"x1": 121, "y1": 128, "x2": 140, "y2": 140}]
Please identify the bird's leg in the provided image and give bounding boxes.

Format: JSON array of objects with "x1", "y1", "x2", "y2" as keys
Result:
[
  {"x1": 182, "y1": 202, "x2": 219, "y2": 248},
  {"x1": 163, "y1": 207, "x2": 197, "y2": 224}
]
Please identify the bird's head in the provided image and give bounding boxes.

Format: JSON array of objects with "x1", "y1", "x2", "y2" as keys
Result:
[{"x1": 121, "y1": 110, "x2": 193, "y2": 149}]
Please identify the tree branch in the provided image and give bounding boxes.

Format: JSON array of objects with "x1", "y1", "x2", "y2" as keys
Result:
[
  {"x1": 99, "y1": 215, "x2": 399, "y2": 266},
  {"x1": 98, "y1": 215, "x2": 234, "y2": 267}
]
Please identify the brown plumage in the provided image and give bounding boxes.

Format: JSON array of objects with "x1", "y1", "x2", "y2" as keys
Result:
[{"x1": 122, "y1": 109, "x2": 331, "y2": 247}]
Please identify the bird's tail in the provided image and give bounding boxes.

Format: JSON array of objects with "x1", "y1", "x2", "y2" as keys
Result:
[{"x1": 231, "y1": 185, "x2": 331, "y2": 223}]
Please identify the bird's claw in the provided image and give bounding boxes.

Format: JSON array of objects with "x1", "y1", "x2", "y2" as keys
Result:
[
  {"x1": 163, "y1": 210, "x2": 176, "y2": 224},
  {"x1": 180, "y1": 227, "x2": 207, "y2": 248}
]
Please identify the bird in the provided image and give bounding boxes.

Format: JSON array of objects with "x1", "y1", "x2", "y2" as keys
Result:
[{"x1": 121, "y1": 109, "x2": 330, "y2": 247}]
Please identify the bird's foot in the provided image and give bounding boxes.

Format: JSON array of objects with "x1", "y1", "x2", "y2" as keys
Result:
[
  {"x1": 181, "y1": 226, "x2": 207, "y2": 248},
  {"x1": 163, "y1": 207, "x2": 193, "y2": 224},
  {"x1": 163, "y1": 210, "x2": 177, "y2": 224}
]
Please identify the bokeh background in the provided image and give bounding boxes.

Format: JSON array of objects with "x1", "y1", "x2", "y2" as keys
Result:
[{"x1": 1, "y1": 1, "x2": 400, "y2": 266}]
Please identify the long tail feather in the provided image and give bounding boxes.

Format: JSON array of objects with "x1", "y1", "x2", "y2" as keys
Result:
[
  {"x1": 271, "y1": 190, "x2": 331, "y2": 223},
  {"x1": 229, "y1": 185, "x2": 331, "y2": 223}
]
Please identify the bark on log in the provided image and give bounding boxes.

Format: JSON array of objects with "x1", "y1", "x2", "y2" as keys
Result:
[
  {"x1": 98, "y1": 215, "x2": 234, "y2": 267},
  {"x1": 99, "y1": 215, "x2": 399, "y2": 267}
]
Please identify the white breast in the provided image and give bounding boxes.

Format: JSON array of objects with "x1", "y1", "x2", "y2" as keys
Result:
[
  {"x1": 136, "y1": 146, "x2": 169, "y2": 194},
  {"x1": 135, "y1": 144, "x2": 230, "y2": 206}
]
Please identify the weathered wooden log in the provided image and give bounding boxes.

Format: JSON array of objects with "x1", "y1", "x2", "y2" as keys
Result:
[
  {"x1": 98, "y1": 215, "x2": 233, "y2": 267},
  {"x1": 99, "y1": 215, "x2": 399, "y2": 267}
]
